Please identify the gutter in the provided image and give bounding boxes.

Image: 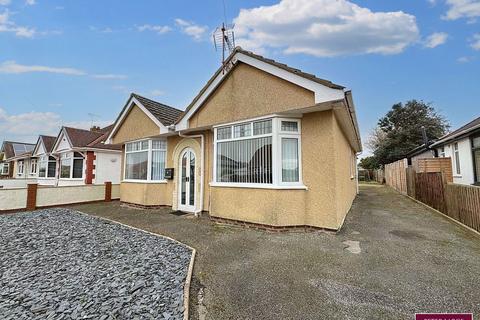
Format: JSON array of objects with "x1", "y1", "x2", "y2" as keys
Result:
[
  {"x1": 178, "y1": 131, "x2": 205, "y2": 217},
  {"x1": 431, "y1": 123, "x2": 480, "y2": 147},
  {"x1": 344, "y1": 91, "x2": 363, "y2": 152}
]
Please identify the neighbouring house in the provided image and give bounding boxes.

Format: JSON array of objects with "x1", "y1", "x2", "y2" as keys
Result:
[
  {"x1": 106, "y1": 48, "x2": 362, "y2": 230},
  {"x1": 0, "y1": 141, "x2": 36, "y2": 180},
  {"x1": 50, "y1": 125, "x2": 122, "y2": 186},
  {"x1": 406, "y1": 143, "x2": 436, "y2": 170},
  {"x1": 32, "y1": 135, "x2": 59, "y2": 186},
  {"x1": 431, "y1": 116, "x2": 480, "y2": 185}
]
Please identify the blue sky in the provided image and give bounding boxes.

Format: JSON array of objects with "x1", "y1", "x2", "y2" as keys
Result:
[{"x1": 1, "y1": 0, "x2": 479, "y2": 155}]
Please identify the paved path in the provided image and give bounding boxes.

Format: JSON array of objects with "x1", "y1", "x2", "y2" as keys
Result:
[
  {"x1": 0, "y1": 209, "x2": 193, "y2": 320},
  {"x1": 71, "y1": 185, "x2": 480, "y2": 319}
]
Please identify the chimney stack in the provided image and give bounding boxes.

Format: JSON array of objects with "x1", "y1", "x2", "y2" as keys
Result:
[{"x1": 90, "y1": 125, "x2": 101, "y2": 132}]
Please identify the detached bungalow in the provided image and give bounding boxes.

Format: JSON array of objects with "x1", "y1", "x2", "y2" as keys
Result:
[
  {"x1": 107, "y1": 48, "x2": 362, "y2": 230},
  {"x1": 431, "y1": 116, "x2": 480, "y2": 185},
  {"x1": 0, "y1": 141, "x2": 36, "y2": 179},
  {"x1": 48, "y1": 125, "x2": 122, "y2": 186}
]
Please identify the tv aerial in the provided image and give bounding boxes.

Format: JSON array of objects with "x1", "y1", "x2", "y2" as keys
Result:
[{"x1": 213, "y1": 0, "x2": 235, "y2": 72}]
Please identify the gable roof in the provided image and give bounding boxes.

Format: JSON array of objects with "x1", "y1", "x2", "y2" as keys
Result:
[
  {"x1": 54, "y1": 125, "x2": 121, "y2": 152},
  {"x1": 131, "y1": 94, "x2": 183, "y2": 126},
  {"x1": 175, "y1": 46, "x2": 346, "y2": 129},
  {"x1": 1, "y1": 141, "x2": 35, "y2": 160},
  {"x1": 431, "y1": 116, "x2": 480, "y2": 147},
  {"x1": 107, "y1": 93, "x2": 183, "y2": 142}
]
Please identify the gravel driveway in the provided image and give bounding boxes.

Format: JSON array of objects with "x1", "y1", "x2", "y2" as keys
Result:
[{"x1": 0, "y1": 208, "x2": 193, "y2": 320}]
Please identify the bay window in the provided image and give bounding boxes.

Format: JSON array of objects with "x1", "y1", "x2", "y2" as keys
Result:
[
  {"x1": 60, "y1": 152, "x2": 84, "y2": 179},
  {"x1": 214, "y1": 117, "x2": 302, "y2": 188},
  {"x1": 39, "y1": 156, "x2": 57, "y2": 178},
  {"x1": 125, "y1": 139, "x2": 167, "y2": 182}
]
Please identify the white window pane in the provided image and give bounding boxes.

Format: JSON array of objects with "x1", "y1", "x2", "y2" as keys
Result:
[
  {"x1": 60, "y1": 159, "x2": 71, "y2": 178},
  {"x1": 281, "y1": 121, "x2": 298, "y2": 132},
  {"x1": 282, "y1": 138, "x2": 299, "y2": 182},
  {"x1": 151, "y1": 150, "x2": 166, "y2": 180},
  {"x1": 217, "y1": 127, "x2": 232, "y2": 140},
  {"x1": 253, "y1": 120, "x2": 272, "y2": 135},
  {"x1": 473, "y1": 137, "x2": 480, "y2": 149},
  {"x1": 152, "y1": 140, "x2": 166, "y2": 150},
  {"x1": 217, "y1": 137, "x2": 272, "y2": 183},
  {"x1": 233, "y1": 123, "x2": 252, "y2": 138},
  {"x1": 125, "y1": 151, "x2": 148, "y2": 180}
]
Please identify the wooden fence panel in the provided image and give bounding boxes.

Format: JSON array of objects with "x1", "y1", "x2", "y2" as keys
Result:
[
  {"x1": 445, "y1": 184, "x2": 480, "y2": 232},
  {"x1": 406, "y1": 167, "x2": 416, "y2": 198},
  {"x1": 414, "y1": 173, "x2": 446, "y2": 213},
  {"x1": 416, "y1": 157, "x2": 453, "y2": 183},
  {"x1": 385, "y1": 158, "x2": 408, "y2": 194}
]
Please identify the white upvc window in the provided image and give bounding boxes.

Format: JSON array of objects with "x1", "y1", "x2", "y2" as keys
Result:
[
  {"x1": 17, "y1": 160, "x2": 24, "y2": 175},
  {"x1": 213, "y1": 117, "x2": 304, "y2": 189},
  {"x1": 38, "y1": 155, "x2": 57, "y2": 178},
  {"x1": 439, "y1": 147, "x2": 445, "y2": 158},
  {"x1": 124, "y1": 139, "x2": 167, "y2": 182},
  {"x1": 30, "y1": 159, "x2": 38, "y2": 175},
  {"x1": 454, "y1": 143, "x2": 461, "y2": 175},
  {"x1": 60, "y1": 152, "x2": 84, "y2": 179},
  {"x1": 1, "y1": 163, "x2": 8, "y2": 175}
]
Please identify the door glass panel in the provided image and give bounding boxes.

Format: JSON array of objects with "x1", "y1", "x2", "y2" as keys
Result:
[
  {"x1": 189, "y1": 152, "x2": 195, "y2": 206},
  {"x1": 181, "y1": 153, "x2": 187, "y2": 205}
]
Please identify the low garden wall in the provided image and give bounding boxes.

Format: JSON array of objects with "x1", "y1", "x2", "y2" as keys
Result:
[
  {"x1": 0, "y1": 179, "x2": 36, "y2": 190},
  {"x1": 0, "y1": 182, "x2": 119, "y2": 213}
]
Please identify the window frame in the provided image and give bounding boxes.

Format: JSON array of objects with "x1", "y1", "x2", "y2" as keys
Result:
[
  {"x1": 123, "y1": 139, "x2": 168, "y2": 183},
  {"x1": 212, "y1": 116, "x2": 305, "y2": 189},
  {"x1": 453, "y1": 142, "x2": 461, "y2": 175},
  {"x1": 1, "y1": 163, "x2": 9, "y2": 175},
  {"x1": 38, "y1": 155, "x2": 57, "y2": 179},
  {"x1": 30, "y1": 159, "x2": 38, "y2": 175},
  {"x1": 17, "y1": 160, "x2": 24, "y2": 175},
  {"x1": 59, "y1": 151, "x2": 85, "y2": 180}
]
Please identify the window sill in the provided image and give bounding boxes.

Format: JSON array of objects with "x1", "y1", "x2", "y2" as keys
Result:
[
  {"x1": 209, "y1": 182, "x2": 308, "y2": 190},
  {"x1": 59, "y1": 178, "x2": 84, "y2": 181},
  {"x1": 122, "y1": 179, "x2": 168, "y2": 184},
  {"x1": 453, "y1": 175, "x2": 462, "y2": 178}
]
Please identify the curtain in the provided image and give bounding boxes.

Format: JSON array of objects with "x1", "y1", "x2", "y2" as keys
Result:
[
  {"x1": 217, "y1": 136, "x2": 272, "y2": 183},
  {"x1": 151, "y1": 150, "x2": 166, "y2": 180}
]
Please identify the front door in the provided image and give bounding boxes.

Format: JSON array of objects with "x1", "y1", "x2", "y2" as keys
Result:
[{"x1": 178, "y1": 148, "x2": 196, "y2": 212}]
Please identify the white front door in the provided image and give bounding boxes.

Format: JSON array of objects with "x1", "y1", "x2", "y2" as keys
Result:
[{"x1": 178, "y1": 148, "x2": 196, "y2": 212}]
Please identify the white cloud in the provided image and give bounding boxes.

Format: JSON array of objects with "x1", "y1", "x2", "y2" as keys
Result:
[
  {"x1": 443, "y1": 0, "x2": 480, "y2": 20},
  {"x1": 0, "y1": 108, "x2": 62, "y2": 142},
  {"x1": 0, "y1": 61, "x2": 86, "y2": 75},
  {"x1": 423, "y1": 32, "x2": 448, "y2": 48},
  {"x1": 233, "y1": 0, "x2": 419, "y2": 57},
  {"x1": 0, "y1": 0, "x2": 10, "y2": 6},
  {"x1": 150, "y1": 89, "x2": 165, "y2": 96},
  {"x1": 0, "y1": 107, "x2": 113, "y2": 142},
  {"x1": 457, "y1": 56, "x2": 472, "y2": 63},
  {"x1": 471, "y1": 33, "x2": 480, "y2": 50},
  {"x1": 175, "y1": 18, "x2": 208, "y2": 41},
  {"x1": 0, "y1": 10, "x2": 37, "y2": 38},
  {"x1": 92, "y1": 74, "x2": 127, "y2": 80},
  {"x1": 427, "y1": 0, "x2": 437, "y2": 5},
  {"x1": 136, "y1": 24, "x2": 171, "y2": 34},
  {"x1": 25, "y1": 0, "x2": 35, "y2": 5}
]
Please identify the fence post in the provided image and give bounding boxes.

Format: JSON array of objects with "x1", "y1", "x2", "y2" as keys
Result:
[
  {"x1": 104, "y1": 181, "x2": 112, "y2": 202},
  {"x1": 26, "y1": 183, "x2": 38, "y2": 211}
]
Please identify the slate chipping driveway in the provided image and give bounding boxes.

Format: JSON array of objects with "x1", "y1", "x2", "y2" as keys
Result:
[
  {"x1": 0, "y1": 208, "x2": 193, "y2": 320},
  {"x1": 69, "y1": 185, "x2": 480, "y2": 320}
]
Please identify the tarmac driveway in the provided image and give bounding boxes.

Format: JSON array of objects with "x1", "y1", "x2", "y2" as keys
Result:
[{"x1": 71, "y1": 184, "x2": 480, "y2": 319}]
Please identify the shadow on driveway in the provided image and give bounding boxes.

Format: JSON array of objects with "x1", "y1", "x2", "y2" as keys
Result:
[{"x1": 71, "y1": 184, "x2": 480, "y2": 320}]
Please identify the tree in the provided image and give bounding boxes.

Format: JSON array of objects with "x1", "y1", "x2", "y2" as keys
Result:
[
  {"x1": 359, "y1": 156, "x2": 380, "y2": 170},
  {"x1": 369, "y1": 100, "x2": 449, "y2": 165}
]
